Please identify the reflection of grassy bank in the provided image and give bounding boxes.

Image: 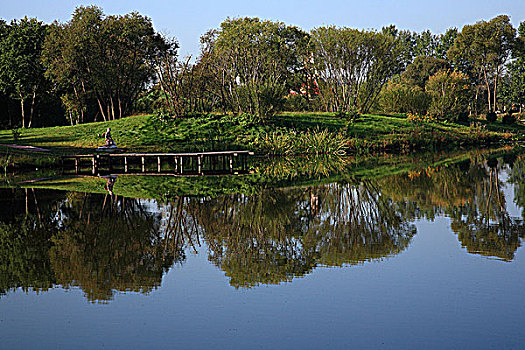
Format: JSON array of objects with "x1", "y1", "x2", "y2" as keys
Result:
[
  {"x1": 0, "y1": 145, "x2": 60, "y2": 171},
  {"x1": 8, "y1": 146, "x2": 520, "y2": 200}
]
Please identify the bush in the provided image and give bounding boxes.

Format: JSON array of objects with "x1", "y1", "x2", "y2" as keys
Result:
[
  {"x1": 426, "y1": 69, "x2": 470, "y2": 120},
  {"x1": 486, "y1": 112, "x2": 497, "y2": 122},
  {"x1": 379, "y1": 80, "x2": 430, "y2": 115},
  {"x1": 455, "y1": 111, "x2": 469, "y2": 123},
  {"x1": 283, "y1": 94, "x2": 309, "y2": 112},
  {"x1": 335, "y1": 108, "x2": 359, "y2": 122},
  {"x1": 502, "y1": 113, "x2": 516, "y2": 125}
]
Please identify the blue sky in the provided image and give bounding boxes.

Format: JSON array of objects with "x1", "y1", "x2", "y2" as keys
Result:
[{"x1": 1, "y1": 0, "x2": 524, "y2": 57}]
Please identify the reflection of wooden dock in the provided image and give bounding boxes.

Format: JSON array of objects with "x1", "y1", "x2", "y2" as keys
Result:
[{"x1": 63, "y1": 151, "x2": 254, "y2": 175}]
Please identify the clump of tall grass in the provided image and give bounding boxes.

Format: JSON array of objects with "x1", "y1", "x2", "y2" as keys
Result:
[{"x1": 256, "y1": 127, "x2": 347, "y2": 155}]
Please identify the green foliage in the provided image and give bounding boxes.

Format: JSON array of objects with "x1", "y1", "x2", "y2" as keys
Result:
[
  {"x1": 257, "y1": 127, "x2": 347, "y2": 155},
  {"x1": 448, "y1": 15, "x2": 517, "y2": 113},
  {"x1": 310, "y1": 26, "x2": 406, "y2": 114},
  {"x1": 283, "y1": 94, "x2": 309, "y2": 112},
  {"x1": 502, "y1": 113, "x2": 516, "y2": 125},
  {"x1": 379, "y1": 78, "x2": 431, "y2": 115},
  {"x1": 42, "y1": 6, "x2": 170, "y2": 122},
  {"x1": 200, "y1": 17, "x2": 309, "y2": 118},
  {"x1": 486, "y1": 111, "x2": 497, "y2": 122},
  {"x1": 425, "y1": 69, "x2": 470, "y2": 119},
  {"x1": 335, "y1": 108, "x2": 360, "y2": 121},
  {"x1": 499, "y1": 21, "x2": 525, "y2": 111},
  {"x1": 401, "y1": 56, "x2": 450, "y2": 88},
  {"x1": 0, "y1": 17, "x2": 48, "y2": 128}
]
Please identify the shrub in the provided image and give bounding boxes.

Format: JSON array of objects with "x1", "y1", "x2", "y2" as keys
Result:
[
  {"x1": 283, "y1": 94, "x2": 309, "y2": 112},
  {"x1": 257, "y1": 127, "x2": 347, "y2": 155},
  {"x1": 406, "y1": 113, "x2": 438, "y2": 124},
  {"x1": 11, "y1": 128, "x2": 21, "y2": 141},
  {"x1": 379, "y1": 80, "x2": 430, "y2": 115},
  {"x1": 455, "y1": 111, "x2": 469, "y2": 123},
  {"x1": 426, "y1": 69, "x2": 470, "y2": 120},
  {"x1": 486, "y1": 112, "x2": 497, "y2": 122},
  {"x1": 502, "y1": 113, "x2": 516, "y2": 125},
  {"x1": 335, "y1": 108, "x2": 359, "y2": 122}
]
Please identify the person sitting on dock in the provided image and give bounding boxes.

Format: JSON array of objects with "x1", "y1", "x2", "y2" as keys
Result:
[{"x1": 102, "y1": 127, "x2": 116, "y2": 147}]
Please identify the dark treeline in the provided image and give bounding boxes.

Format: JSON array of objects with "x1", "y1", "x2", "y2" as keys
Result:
[{"x1": 0, "y1": 6, "x2": 524, "y2": 128}]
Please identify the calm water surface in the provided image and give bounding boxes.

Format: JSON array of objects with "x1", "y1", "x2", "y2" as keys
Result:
[{"x1": 1, "y1": 153, "x2": 525, "y2": 349}]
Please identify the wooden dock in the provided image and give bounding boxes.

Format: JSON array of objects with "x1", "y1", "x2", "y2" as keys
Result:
[{"x1": 62, "y1": 150, "x2": 254, "y2": 176}]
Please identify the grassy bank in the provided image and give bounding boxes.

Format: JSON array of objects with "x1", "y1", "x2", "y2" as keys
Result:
[{"x1": 0, "y1": 113, "x2": 523, "y2": 160}]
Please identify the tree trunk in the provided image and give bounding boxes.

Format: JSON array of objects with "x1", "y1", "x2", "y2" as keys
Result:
[
  {"x1": 97, "y1": 99, "x2": 108, "y2": 121},
  {"x1": 28, "y1": 87, "x2": 37, "y2": 128},
  {"x1": 19, "y1": 93, "x2": 25, "y2": 129}
]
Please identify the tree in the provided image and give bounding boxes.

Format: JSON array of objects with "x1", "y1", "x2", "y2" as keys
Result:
[
  {"x1": 499, "y1": 21, "x2": 525, "y2": 112},
  {"x1": 310, "y1": 26, "x2": 405, "y2": 114},
  {"x1": 153, "y1": 37, "x2": 218, "y2": 117},
  {"x1": 448, "y1": 15, "x2": 516, "y2": 113},
  {"x1": 435, "y1": 27, "x2": 458, "y2": 60},
  {"x1": 402, "y1": 55, "x2": 450, "y2": 88},
  {"x1": 0, "y1": 17, "x2": 47, "y2": 128},
  {"x1": 200, "y1": 17, "x2": 309, "y2": 118},
  {"x1": 42, "y1": 6, "x2": 169, "y2": 122},
  {"x1": 425, "y1": 69, "x2": 470, "y2": 119}
]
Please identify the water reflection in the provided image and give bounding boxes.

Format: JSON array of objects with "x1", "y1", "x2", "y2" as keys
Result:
[
  {"x1": 0, "y1": 190, "x2": 181, "y2": 302},
  {"x1": 1, "y1": 151, "x2": 525, "y2": 301}
]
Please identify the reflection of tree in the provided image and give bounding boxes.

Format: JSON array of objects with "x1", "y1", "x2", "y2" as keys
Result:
[
  {"x1": 3, "y1": 151, "x2": 525, "y2": 297},
  {"x1": 194, "y1": 190, "x2": 316, "y2": 289},
  {"x1": 193, "y1": 182, "x2": 416, "y2": 288},
  {"x1": 49, "y1": 193, "x2": 179, "y2": 302},
  {"x1": 0, "y1": 218, "x2": 55, "y2": 295},
  {"x1": 378, "y1": 156, "x2": 525, "y2": 261},
  {"x1": 0, "y1": 189, "x2": 63, "y2": 295},
  {"x1": 302, "y1": 181, "x2": 416, "y2": 267},
  {"x1": 449, "y1": 160, "x2": 525, "y2": 261},
  {"x1": 0, "y1": 189, "x2": 185, "y2": 302}
]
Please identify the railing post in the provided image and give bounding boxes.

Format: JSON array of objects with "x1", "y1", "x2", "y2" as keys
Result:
[
  {"x1": 141, "y1": 156, "x2": 145, "y2": 173},
  {"x1": 158, "y1": 156, "x2": 161, "y2": 173},
  {"x1": 124, "y1": 157, "x2": 128, "y2": 173}
]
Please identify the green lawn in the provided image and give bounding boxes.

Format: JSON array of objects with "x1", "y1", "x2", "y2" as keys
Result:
[{"x1": 0, "y1": 112, "x2": 523, "y2": 158}]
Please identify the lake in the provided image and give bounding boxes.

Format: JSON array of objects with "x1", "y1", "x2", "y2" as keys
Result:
[{"x1": 1, "y1": 148, "x2": 525, "y2": 349}]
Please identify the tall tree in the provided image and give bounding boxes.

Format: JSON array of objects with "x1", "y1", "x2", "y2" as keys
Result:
[
  {"x1": 0, "y1": 17, "x2": 47, "y2": 128},
  {"x1": 200, "y1": 17, "x2": 309, "y2": 118},
  {"x1": 499, "y1": 21, "x2": 525, "y2": 112},
  {"x1": 448, "y1": 15, "x2": 516, "y2": 113},
  {"x1": 310, "y1": 26, "x2": 405, "y2": 113},
  {"x1": 42, "y1": 6, "x2": 169, "y2": 122}
]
